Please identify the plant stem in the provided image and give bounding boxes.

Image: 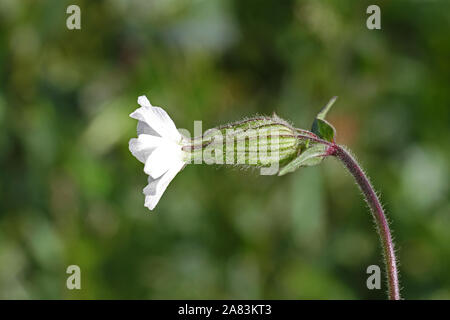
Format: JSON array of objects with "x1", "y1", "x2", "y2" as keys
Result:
[{"x1": 331, "y1": 144, "x2": 400, "y2": 300}]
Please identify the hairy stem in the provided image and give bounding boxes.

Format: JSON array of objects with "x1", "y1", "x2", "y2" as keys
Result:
[{"x1": 331, "y1": 144, "x2": 400, "y2": 300}]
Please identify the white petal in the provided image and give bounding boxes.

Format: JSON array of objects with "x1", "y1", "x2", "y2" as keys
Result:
[
  {"x1": 144, "y1": 142, "x2": 181, "y2": 179},
  {"x1": 137, "y1": 95, "x2": 152, "y2": 107},
  {"x1": 137, "y1": 120, "x2": 159, "y2": 136},
  {"x1": 129, "y1": 134, "x2": 165, "y2": 163},
  {"x1": 143, "y1": 159, "x2": 185, "y2": 210},
  {"x1": 130, "y1": 95, "x2": 181, "y2": 142}
]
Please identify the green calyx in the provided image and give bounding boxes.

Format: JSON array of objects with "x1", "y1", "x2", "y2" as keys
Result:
[
  {"x1": 187, "y1": 115, "x2": 304, "y2": 167},
  {"x1": 186, "y1": 97, "x2": 338, "y2": 175}
]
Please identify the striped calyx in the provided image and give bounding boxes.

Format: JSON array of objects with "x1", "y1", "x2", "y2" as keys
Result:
[{"x1": 183, "y1": 115, "x2": 318, "y2": 170}]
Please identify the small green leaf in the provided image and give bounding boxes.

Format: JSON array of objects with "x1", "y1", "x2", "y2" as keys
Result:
[
  {"x1": 311, "y1": 118, "x2": 336, "y2": 142},
  {"x1": 278, "y1": 144, "x2": 327, "y2": 176},
  {"x1": 311, "y1": 96, "x2": 338, "y2": 142},
  {"x1": 317, "y1": 96, "x2": 337, "y2": 120}
]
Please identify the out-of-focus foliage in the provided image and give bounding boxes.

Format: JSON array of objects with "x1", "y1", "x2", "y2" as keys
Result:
[{"x1": 0, "y1": 0, "x2": 449, "y2": 299}]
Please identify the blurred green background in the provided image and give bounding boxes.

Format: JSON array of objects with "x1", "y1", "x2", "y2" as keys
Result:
[{"x1": 0, "y1": 0, "x2": 449, "y2": 299}]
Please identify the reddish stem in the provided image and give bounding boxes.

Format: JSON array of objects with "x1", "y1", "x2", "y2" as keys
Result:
[{"x1": 330, "y1": 144, "x2": 400, "y2": 300}]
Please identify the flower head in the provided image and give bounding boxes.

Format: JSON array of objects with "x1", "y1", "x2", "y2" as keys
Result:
[
  {"x1": 129, "y1": 95, "x2": 336, "y2": 211},
  {"x1": 129, "y1": 95, "x2": 188, "y2": 210}
]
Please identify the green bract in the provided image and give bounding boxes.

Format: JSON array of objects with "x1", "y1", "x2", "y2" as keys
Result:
[
  {"x1": 278, "y1": 144, "x2": 327, "y2": 176},
  {"x1": 311, "y1": 96, "x2": 337, "y2": 142}
]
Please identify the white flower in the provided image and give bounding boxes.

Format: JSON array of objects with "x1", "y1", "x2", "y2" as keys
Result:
[{"x1": 129, "y1": 95, "x2": 188, "y2": 210}]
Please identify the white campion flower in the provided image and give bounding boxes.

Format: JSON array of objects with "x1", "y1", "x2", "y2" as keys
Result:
[
  {"x1": 128, "y1": 95, "x2": 331, "y2": 211},
  {"x1": 129, "y1": 95, "x2": 188, "y2": 210}
]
